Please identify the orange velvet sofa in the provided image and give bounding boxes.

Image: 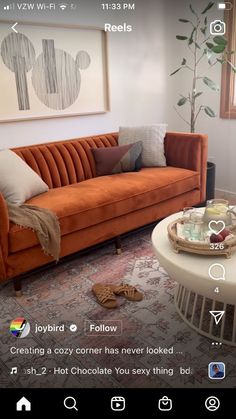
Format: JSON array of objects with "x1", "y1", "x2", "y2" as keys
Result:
[{"x1": 0, "y1": 131, "x2": 207, "y2": 294}]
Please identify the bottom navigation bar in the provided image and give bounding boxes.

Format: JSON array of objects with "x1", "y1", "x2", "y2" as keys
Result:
[{"x1": 2, "y1": 388, "x2": 234, "y2": 418}]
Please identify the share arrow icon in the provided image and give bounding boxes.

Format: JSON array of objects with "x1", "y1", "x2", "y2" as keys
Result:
[{"x1": 209, "y1": 311, "x2": 225, "y2": 325}]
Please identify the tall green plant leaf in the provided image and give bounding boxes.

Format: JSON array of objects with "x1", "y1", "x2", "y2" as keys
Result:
[
  {"x1": 190, "y1": 4, "x2": 198, "y2": 17},
  {"x1": 203, "y1": 77, "x2": 219, "y2": 91},
  {"x1": 188, "y1": 27, "x2": 196, "y2": 45},
  {"x1": 170, "y1": 67, "x2": 182, "y2": 76},
  {"x1": 211, "y1": 44, "x2": 226, "y2": 53},
  {"x1": 207, "y1": 50, "x2": 214, "y2": 65},
  {"x1": 204, "y1": 106, "x2": 216, "y2": 117},
  {"x1": 216, "y1": 58, "x2": 226, "y2": 64},
  {"x1": 201, "y1": 2, "x2": 214, "y2": 14},
  {"x1": 206, "y1": 42, "x2": 214, "y2": 49},
  {"x1": 194, "y1": 92, "x2": 203, "y2": 99},
  {"x1": 176, "y1": 35, "x2": 188, "y2": 40},
  {"x1": 213, "y1": 36, "x2": 227, "y2": 46},
  {"x1": 177, "y1": 97, "x2": 187, "y2": 106}
]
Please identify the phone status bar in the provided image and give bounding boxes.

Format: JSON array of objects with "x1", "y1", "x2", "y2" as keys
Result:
[
  {"x1": 2, "y1": 3, "x2": 78, "y2": 11},
  {"x1": 2, "y1": 2, "x2": 136, "y2": 12}
]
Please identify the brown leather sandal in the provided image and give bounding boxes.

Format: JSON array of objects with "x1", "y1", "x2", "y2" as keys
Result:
[
  {"x1": 92, "y1": 284, "x2": 118, "y2": 309},
  {"x1": 110, "y1": 283, "x2": 143, "y2": 301}
]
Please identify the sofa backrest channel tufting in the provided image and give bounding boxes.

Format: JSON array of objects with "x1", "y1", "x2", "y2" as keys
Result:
[
  {"x1": 12, "y1": 133, "x2": 118, "y2": 189},
  {"x1": 11, "y1": 131, "x2": 207, "y2": 196}
]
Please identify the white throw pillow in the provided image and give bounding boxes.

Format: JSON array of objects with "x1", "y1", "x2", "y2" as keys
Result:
[
  {"x1": 118, "y1": 124, "x2": 167, "y2": 167},
  {"x1": 0, "y1": 149, "x2": 49, "y2": 205}
]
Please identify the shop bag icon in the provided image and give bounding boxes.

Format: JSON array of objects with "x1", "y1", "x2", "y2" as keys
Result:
[{"x1": 158, "y1": 396, "x2": 173, "y2": 411}]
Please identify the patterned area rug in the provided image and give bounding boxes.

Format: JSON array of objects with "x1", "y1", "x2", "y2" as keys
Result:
[{"x1": 1, "y1": 227, "x2": 236, "y2": 388}]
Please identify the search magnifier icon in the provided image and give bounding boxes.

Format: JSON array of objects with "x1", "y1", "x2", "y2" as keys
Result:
[{"x1": 64, "y1": 396, "x2": 78, "y2": 411}]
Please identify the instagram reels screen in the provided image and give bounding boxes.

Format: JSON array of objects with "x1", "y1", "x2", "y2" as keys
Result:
[{"x1": 0, "y1": 0, "x2": 236, "y2": 417}]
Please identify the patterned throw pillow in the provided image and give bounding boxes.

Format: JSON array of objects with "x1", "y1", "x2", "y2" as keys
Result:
[
  {"x1": 91, "y1": 142, "x2": 143, "y2": 176},
  {"x1": 118, "y1": 125, "x2": 167, "y2": 167}
]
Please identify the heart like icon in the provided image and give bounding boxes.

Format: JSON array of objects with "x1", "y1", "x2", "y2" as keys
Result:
[{"x1": 208, "y1": 220, "x2": 226, "y2": 235}]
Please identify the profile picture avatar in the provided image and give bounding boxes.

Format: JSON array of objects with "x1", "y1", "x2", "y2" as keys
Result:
[
  {"x1": 10, "y1": 318, "x2": 30, "y2": 338},
  {"x1": 210, "y1": 20, "x2": 226, "y2": 35},
  {"x1": 208, "y1": 362, "x2": 225, "y2": 380}
]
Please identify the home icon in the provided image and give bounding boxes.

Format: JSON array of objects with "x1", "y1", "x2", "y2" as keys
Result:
[{"x1": 16, "y1": 396, "x2": 31, "y2": 411}]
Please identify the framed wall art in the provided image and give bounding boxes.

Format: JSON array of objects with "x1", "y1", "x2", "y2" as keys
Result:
[{"x1": 0, "y1": 21, "x2": 110, "y2": 122}]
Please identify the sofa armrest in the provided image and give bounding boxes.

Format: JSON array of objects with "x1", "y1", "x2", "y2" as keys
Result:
[
  {"x1": 0, "y1": 193, "x2": 9, "y2": 280},
  {"x1": 164, "y1": 131, "x2": 208, "y2": 202}
]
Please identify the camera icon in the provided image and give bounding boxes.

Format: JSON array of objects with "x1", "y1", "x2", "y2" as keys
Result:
[{"x1": 210, "y1": 20, "x2": 226, "y2": 35}]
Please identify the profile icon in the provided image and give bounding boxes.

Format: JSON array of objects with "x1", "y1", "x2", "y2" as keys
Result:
[
  {"x1": 208, "y1": 362, "x2": 225, "y2": 380},
  {"x1": 10, "y1": 318, "x2": 30, "y2": 338},
  {"x1": 205, "y1": 396, "x2": 220, "y2": 412}
]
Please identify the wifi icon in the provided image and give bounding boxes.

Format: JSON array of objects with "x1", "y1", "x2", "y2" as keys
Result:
[{"x1": 59, "y1": 3, "x2": 68, "y2": 10}]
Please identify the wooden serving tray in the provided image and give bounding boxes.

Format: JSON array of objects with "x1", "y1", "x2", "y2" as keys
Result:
[{"x1": 167, "y1": 218, "x2": 236, "y2": 258}]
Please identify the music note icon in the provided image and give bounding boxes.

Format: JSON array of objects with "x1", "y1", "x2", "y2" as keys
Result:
[{"x1": 10, "y1": 367, "x2": 18, "y2": 375}]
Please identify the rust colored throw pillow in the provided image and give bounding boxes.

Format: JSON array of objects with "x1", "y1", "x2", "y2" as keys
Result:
[{"x1": 91, "y1": 141, "x2": 143, "y2": 176}]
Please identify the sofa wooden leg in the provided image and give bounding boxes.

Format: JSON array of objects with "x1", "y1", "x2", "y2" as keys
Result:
[
  {"x1": 115, "y1": 236, "x2": 122, "y2": 255},
  {"x1": 13, "y1": 277, "x2": 22, "y2": 297}
]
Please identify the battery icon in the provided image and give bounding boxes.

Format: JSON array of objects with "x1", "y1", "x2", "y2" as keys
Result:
[{"x1": 218, "y1": 2, "x2": 233, "y2": 9}]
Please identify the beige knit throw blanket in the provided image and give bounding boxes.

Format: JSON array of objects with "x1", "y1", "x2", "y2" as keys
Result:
[{"x1": 8, "y1": 203, "x2": 61, "y2": 261}]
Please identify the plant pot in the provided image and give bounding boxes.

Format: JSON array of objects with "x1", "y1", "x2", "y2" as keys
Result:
[
  {"x1": 206, "y1": 161, "x2": 216, "y2": 201},
  {"x1": 195, "y1": 161, "x2": 216, "y2": 208}
]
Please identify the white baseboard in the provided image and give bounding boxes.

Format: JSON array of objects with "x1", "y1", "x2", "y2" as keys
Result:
[{"x1": 215, "y1": 188, "x2": 236, "y2": 200}]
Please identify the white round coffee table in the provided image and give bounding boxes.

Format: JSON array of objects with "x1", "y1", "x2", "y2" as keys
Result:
[{"x1": 152, "y1": 211, "x2": 236, "y2": 347}]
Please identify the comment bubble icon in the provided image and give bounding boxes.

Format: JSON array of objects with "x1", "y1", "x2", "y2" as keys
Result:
[{"x1": 208, "y1": 263, "x2": 226, "y2": 281}]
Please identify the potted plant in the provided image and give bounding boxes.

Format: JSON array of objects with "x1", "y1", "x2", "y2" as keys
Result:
[{"x1": 170, "y1": 1, "x2": 235, "y2": 201}]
